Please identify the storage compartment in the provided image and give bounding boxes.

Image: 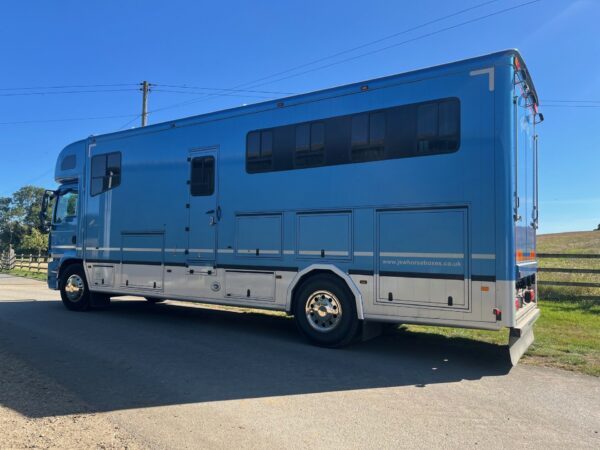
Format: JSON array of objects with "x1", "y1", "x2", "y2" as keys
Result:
[
  {"x1": 225, "y1": 270, "x2": 275, "y2": 301},
  {"x1": 235, "y1": 214, "x2": 282, "y2": 257},
  {"x1": 297, "y1": 212, "x2": 351, "y2": 259},
  {"x1": 92, "y1": 265, "x2": 114, "y2": 287},
  {"x1": 120, "y1": 232, "x2": 164, "y2": 290},
  {"x1": 377, "y1": 208, "x2": 468, "y2": 309},
  {"x1": 121, "y1": 264, "x2": 163, "y2": 290}
]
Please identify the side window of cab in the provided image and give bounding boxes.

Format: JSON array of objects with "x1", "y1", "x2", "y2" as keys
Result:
[{"x1": 54, "y1": 191, "x2": 78, "y2": 224}]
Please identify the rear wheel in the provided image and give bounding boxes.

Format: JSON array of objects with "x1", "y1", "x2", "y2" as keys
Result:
[
  {"x1": 59, "y1": 264, "x2": 91, "y2": 312},
  {"x1": 293, "y1": 274, "x2": 359, "y2": 347}
]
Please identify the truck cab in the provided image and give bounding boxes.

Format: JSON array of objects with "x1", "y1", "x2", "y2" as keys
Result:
[{"x1": 43, "y1": 140, "x2": 85, "y2": 289}]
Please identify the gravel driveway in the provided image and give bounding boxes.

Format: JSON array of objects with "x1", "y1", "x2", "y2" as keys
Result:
[{"x1": 0, "y1": 274, "x2": 598, "y2": 449}]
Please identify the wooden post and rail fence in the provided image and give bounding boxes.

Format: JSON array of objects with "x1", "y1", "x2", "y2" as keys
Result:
[
  {"x1": 0, "y1": 250, "x2": 49, "y2": 274},
  {"x1": 1, "y1": 250, "x2": 599, "y2": 296}
]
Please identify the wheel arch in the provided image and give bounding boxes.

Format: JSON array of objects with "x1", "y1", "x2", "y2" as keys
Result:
[
  {"x1": 57, "y1": 257, "x2": 84, "y2": 287},
  {"x1": 286, "y1": 264, "x2": 364, "y2": 320}
]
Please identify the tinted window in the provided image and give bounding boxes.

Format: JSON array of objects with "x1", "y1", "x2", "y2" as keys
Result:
[
  {"x1": 61, "y1": 154, "x2": 76, "y2": 171},
  {"x1": 351, "y1": 114, "x2": 369, "y2": 148},
  {"x1": 247, "y1": 132, "x2": 261, "y2": 158},
  {"x1": 295, "y1": 124, "x2": 310, "y2": 152},
  {"x1": 246, "y1": 97, "x2": 459, "y2": 173},
  {"x1": 191, "y1": 156, "x2": 215, "y2": 196},
  {"x1": 311, "y1": 123, "x2": 325, "y2": 151},
  {"x1": 295, "y1": 122, "x2": 325, "y2": 168},
  {"x1": 370, "y1": 112, "x2": 386, "y2": 146},
  {"x1": 91, "y1": 152, "x2": 121, "y2": 196},
  {"x1": 261, "y1": 131, "x2": 273, "y2": 157},
  {"x1": 247, "y1": 131, "x2": 273, "y2": 173}
]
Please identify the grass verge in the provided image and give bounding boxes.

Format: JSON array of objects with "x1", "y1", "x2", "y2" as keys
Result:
[
  {"x1": 401, "y1": 299, "x2": 600, "y2": 377},
  {"x1": 4, "y1": 269, "x2": 47, "y2": 282}
]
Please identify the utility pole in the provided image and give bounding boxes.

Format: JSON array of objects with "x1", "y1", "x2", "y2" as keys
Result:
[{"x1": 140, "y1": 81, "x2": 150, "y2": 127}]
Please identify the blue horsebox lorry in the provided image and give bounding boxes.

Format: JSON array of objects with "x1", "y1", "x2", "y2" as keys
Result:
[{"x1": 42, "y1": 49, "x2": 541, "y2": 363}]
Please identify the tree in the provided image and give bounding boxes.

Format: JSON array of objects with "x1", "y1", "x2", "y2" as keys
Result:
[
  {"x1": 11, "y1": 185, "x2": 47, "y2": 230},
  {"x1": 0, "y1": 186, "x2": 51, "y2": 252},
  {"x1": 596, "y1": 224, "x2": 600, "y2": 231},
  {"x1": 21, "y1": 228, "x2": 49, "y2": 254}
]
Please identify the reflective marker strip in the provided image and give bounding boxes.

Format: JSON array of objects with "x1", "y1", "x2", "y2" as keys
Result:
[
  {"x1": 217, "y1": 249, "x2": 234, "y2": 254},
  {"x1": 299, "y1": 250, "x2": 349, "y2": 256},
  {"x1": 380, "y1": 252, "x2": 464, "y2": 259},
  {"x1": 472, "y1": 254, "x2": 496, "y2": 260},
  {"x1": 236, "y1": 249, "x2": 280, "y2": 255},
  {"x1": 354, "y1": 251, "x2": 374, "y2": 257}
]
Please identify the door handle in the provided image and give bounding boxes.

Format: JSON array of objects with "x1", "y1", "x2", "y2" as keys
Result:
[
  {"x1": 216, "y1": 206, "x2": 221, "y2": 221},
  {"x1": 206, "y1": 209, "x2": 214, "y2": 214}
]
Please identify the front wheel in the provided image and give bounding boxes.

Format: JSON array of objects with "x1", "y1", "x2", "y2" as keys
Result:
[
  {"x1": 59, "y1": 264, "x2": 91, "y2": 311},
  {"x1": 293, "y1": 274, "x2": 359, "y2": 348}
]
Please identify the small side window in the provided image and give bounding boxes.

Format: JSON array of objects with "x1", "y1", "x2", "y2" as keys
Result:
[
  {"x1": 191, "y1": 156, "x2": 215, "y2": 196},
  {"x1": 351, "y1": 112, "x2": 385, "y2": 161},
  {"x1": 61, "y1": 154, "x2": 76, "y2": 171},
  {"x1": 417, "y1": 99, "x2": 460, "y2": 154},
  {"x1": 246, "y1": 130, "x2": 273, "y2": 173},
  {"x1": 91, "y1": 152, "x2": 121, "y2": 196},
  {"x1": 295, "y1": 122, "x2": 325, "y2": 168}
]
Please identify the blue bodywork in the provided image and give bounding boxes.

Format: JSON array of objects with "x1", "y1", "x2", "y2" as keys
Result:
[{"x1": 48, "y1": 50, "x2": 540, "y2": 325}]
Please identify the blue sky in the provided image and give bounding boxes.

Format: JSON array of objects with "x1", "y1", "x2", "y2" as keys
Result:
[{"x1": 0, "y1": 0, "x2": 598, "y2": 234}]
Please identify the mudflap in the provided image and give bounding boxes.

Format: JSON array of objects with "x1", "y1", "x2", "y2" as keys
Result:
[
  {"x1": 359, "y1": 320, "x2": 383, "y2": 342},
  {"x1": 90, "y1": 293, "x2": 111, "y2": 309},
  {"x1": 508, "y1": 307, "x2": 540, "y2": 365}
]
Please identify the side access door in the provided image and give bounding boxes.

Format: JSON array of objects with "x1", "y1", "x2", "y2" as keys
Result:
[{"x1": 187, "y1": 148, "x2": 219, "y2": 265}]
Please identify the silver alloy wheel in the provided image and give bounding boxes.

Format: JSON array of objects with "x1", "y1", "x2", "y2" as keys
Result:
[
  {"x1": 64, "y1": 274, "x2": 85, "y2": 302},
  {"x1": 305, "y1": 290, "x2": 343, "y2": 332}
]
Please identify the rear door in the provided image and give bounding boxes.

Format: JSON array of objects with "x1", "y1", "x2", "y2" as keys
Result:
[
  {"x1": 187, "y1": 148, "x2": 219, "y2": 264},
  {"x1": 514, "y1": 76, "x2": 537, "y2": 265}
]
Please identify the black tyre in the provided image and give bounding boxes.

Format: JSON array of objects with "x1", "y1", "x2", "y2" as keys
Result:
[
  {"x1": 59, "y1": 264, "x2": 91, "y2": 312},
  {"x1": 293, "y1": 274, "x2": 360, "y2": 347},
  {"x1": 145, "y1": 297, "x2": 165, "y2": 304}
]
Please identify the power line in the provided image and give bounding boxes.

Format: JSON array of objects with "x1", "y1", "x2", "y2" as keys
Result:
[
  {"x1": 117, "y1": 115, "x2": 142, "y2": 131},
  {"x1": 153, "y1": 88, "x2": 279, "y2": 99},
  {"x1": 148, "y1": 0, "x2": 536, "y2": 115},
  {"x1": 226, "y1": 0, "x2": 505, "y2": 91},
  {"x1": 0, "y1": 83, "x2": 137, "y2": 91},
  {"x1": 0, "y1": 113, "x2": 138, "y2": 126},
  {"x1": 154, "y1": 84, "x2": 298, "y2": 95},
  {"x1": 247, "y1": 0, "x2": 542, "y2": 90},
  {"x1": 0, "y1": 88, "x2": 139, "y2": 97}
]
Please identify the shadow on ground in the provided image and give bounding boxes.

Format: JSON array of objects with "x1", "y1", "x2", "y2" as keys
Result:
[{"x1": 0, "y1": 298, "x2": 512, "y2": 418}]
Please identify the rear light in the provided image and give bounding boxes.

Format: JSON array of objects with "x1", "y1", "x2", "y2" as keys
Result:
[
  {"x1": 493, "y1": 308, "x2": 502, "y2": 321},
  {"x1": 515, "y1": 298, "x2": 521, "y2": 310}
]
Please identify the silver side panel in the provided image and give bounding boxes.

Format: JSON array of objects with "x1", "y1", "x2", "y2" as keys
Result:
[{"x1": 86, "y1": 263, "x2": 525, "y2": 331}]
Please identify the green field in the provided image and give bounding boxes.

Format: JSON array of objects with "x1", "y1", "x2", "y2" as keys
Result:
[{"x1": 403, "y1": 230, "x2": 600, "y2": 376}]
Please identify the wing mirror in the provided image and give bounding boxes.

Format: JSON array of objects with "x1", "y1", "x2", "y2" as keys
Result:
[{"x1": 39, "y1": 190, "x2": 56, "y2": 233}]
